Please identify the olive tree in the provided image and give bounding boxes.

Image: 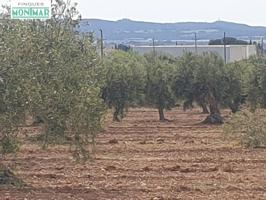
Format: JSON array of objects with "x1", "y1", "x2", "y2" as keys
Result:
[
  {"x1": 0, "y1": 20, "x2": 32, "y2": 154},
  {"x1": 0, "y1": 1, "x2": 106, "y2": 159},
  {"x1": 222, "y1": 61, "x2": 251, "y2": 113},
  {"x1": 174, "y1": 53, "x2": 209, "y2": 114},
  {"x1": 145, "y1": 53, "x2": 177, "y2": 121},
  {"x1": 194, "y1": 53, "x2": 230, "y2": 123},
  {"x1": 175, "y1": 53, "x2": 239, "y2": 124},
  {"x1": 223, "y1": 57, "x2": 266, "y2": 148},
  {"x1": 247, "y1": 57, "x2": 266, "y2": 111},
  {"x1": 102, "y1": 51, "x2": 146, "y2": 121}
]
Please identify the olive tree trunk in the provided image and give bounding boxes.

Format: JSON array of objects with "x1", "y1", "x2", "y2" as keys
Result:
[
  {"x1": 199, "y1": 102, "x2": 209, "y2": 114},
  {"x1": 158, "y1": 106, "x2": 166, "y2": 121},
  {"x1": 197, "y1": 95, "x2": 209, "y2": 114},
  {"x1": 113, "y1": 108, "x2": 121, "y2": 122},
  {"x1": 203, "y1": 93, "x2": 223, "y2": 124}
]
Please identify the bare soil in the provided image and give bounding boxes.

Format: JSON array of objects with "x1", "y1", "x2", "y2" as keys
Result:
[{"x1": 1, "y1": 108, "x2": 266, "y2": 200}]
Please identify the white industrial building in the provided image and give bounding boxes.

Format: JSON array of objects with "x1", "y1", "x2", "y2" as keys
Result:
[{"x1": 132, "y1": 45, "x2": 257, "y2": 63}]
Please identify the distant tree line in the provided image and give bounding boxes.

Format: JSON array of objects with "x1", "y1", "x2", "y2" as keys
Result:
[{"x1": 209, "y1": 37, "x2": 248, "y2": 45}]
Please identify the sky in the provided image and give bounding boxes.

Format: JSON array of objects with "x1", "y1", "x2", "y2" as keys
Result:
[
  {"x1": 76, "y1": 0, "x2": 266, "y2": 26},
  {"x1": 1, "y1": 0, "x2": 266, "y2": 26}
]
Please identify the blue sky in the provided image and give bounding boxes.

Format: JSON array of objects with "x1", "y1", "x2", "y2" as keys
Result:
[{"x1": 1, "y1": 0, "x2": 266, "y2": 26}]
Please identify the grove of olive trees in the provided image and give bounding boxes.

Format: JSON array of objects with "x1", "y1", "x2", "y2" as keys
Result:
[
  {"x1": 1, "y1": 2, "x2": 266, "y2": 199},
  {"x1": 1, "y1": 1, "x2": 266, "y2": 172}
]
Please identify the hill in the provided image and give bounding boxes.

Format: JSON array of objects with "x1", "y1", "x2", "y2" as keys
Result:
[{"x1": 78, "y1": 19, "x2": 266, "y2": 44}]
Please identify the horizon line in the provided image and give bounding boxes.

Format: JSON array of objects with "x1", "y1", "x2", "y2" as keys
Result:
[{"x1": 80, "y1": 18, "x2": 266, "y2": 28}]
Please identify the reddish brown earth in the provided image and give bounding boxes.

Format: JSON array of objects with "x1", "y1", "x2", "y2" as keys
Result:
[{"x1": 1, "y1": 108, "x2": 266, "y2": 200}]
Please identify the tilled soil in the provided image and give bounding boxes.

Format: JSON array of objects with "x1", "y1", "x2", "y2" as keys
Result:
[{"x1": 1, "y1": 108, "x2": 266, "y2": 200}]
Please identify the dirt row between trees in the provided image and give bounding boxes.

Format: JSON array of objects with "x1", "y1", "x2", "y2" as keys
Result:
[{"x1": 1, "y1": 108, "x2": 266, "y2": 200}]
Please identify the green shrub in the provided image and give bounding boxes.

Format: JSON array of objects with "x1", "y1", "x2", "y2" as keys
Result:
[
  {"x1": 0, "y1": 136, "x2": 21, "y2": 155},
  {"x1": 224, "y1": 110, "x2": 266, "y2": 148}
]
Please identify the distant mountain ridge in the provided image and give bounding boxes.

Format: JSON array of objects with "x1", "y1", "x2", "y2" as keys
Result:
[{"x1": 77, "y1": 19, "x2": 266, "y2": 44}]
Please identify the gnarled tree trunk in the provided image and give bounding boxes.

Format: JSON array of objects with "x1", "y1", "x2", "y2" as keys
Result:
[
  {"x1": 203, "y1": 93, "x2": 223, "y2": 124},
  {"x1": 199, "y1": 102, "x2": 209, "y2": 114},
  {"x1": 197, "y1": 95, "x2": 209, "y2": 114}
]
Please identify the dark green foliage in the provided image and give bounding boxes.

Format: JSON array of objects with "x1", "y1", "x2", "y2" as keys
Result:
[
  {"x1": 209, "y1": 37, "x2": 248, "y2": 45},
  {"x1": 0, "y1": 137, "x2": 20, "y2": 155},
  {"x1": 247, "y1": 57, "x2": 266, "y2": 111},
  {"x1": 222, "y1": 60, "x2": 253, "y2": 113},
  {"x1": 174, "y1": 53, "x2": 209, "y2": 113},
  {"x1": 193, "y1": 53, "x2": 226, "y2": 123},
  {"x1": 175, "y1": 52, "x2": 240, "y2": 124},
  {"x1": 102, "y1": 51, "x2": 146, "y2": 121},
  {"x1": 145, "y1": 53, "x2": 177, "y2": 121}
]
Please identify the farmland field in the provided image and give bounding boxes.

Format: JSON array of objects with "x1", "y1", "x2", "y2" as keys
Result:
[{"x1": 1, "y1": 108, "x2": 266, "y2": 200}]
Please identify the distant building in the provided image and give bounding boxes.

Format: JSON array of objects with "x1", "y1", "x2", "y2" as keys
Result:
[{"x1": 132, "y1": 45, "x2": 257, "y2": 63}]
